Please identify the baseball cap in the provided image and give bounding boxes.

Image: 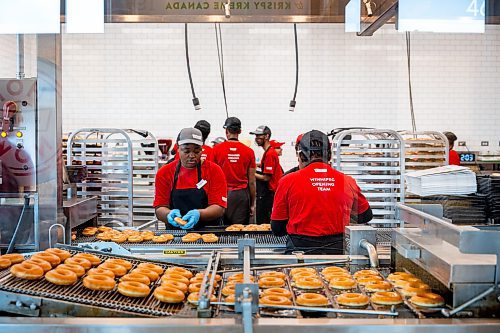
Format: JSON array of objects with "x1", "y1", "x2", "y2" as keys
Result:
[
  {"x1": 211, "y1": 136, "x2": 226, "y2": 144},
  {"x1": 223, "y1": 117, "x2": 241, "y2": 129},
  {"x1": 298, "y1": 130, "x2": 330, "y2": 157},
  {"x1": 178, "y1": 128, "x2": 204, "y2": 146},
  {"x1": 194, "y1": 120, "x2": 211, "y2": 132},
  {"x1": 295, "y1": 133, "x2": 304, "y2": 146},
  {"x1": 270, "y1": 140, "x2": 285, "y2": 148},
  {"x1": 249, "y1": 125, "x2": 271, "y2": 136}
]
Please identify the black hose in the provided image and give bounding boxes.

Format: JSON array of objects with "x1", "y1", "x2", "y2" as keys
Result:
[
  {"x1": 6, "y1": 195, "x2": 30, "y2": 254},
  {"x1": 185, "y1": 24, "x2": 199, "y2": 108},
  {"x1": 406, "y1": 31, "x2": 417, "y2": 132},
  {"x1": 290, "y1": 24, "x2": 299, "y2": 111},
  {"x1": 215, "y1": 23, "x2": 229, "y2": 118}
]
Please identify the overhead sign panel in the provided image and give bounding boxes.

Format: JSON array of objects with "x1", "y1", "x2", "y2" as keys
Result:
[
  {"x1": 66, "y1": 0, "x2": 105, "y2": 34},
  {"x1": 398, "y1": 0, "x2": 486, "y2": 33},
  {"x1": 0, "y1": 0, "x2": 60, "y2": 34}
]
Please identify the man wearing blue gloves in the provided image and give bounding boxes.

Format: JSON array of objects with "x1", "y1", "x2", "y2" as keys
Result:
[{"x1": 154, "y1": 128, "x2": 228, "y2": 229}]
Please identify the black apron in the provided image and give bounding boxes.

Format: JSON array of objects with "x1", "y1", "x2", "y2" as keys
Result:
[
  {"x1": 168, "y1": 161, "x2": 222, "y2": 230},
  {"x1": 285, "y1": 234, "x2": 345, "y2": 255}
]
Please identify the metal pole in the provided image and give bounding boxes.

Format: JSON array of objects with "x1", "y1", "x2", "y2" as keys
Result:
[{"x1": 16, "y1": 34, "x2": 25, "y2": 79}]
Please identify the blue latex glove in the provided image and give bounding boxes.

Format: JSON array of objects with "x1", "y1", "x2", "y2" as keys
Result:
[
  {"x1": 167, "y1": 209, "x2": 182, "y2": 228},
  {"x1": 181, "y1": 209, "x2": 201, "y2": 229}
]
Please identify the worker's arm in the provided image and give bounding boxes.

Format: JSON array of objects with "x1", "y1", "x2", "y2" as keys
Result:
[
  {"x1": 155, "y1": 206, "x2": 171, "y2": 224},
  {"x1": 255, "y1": 173, "x2": 271, "y2": 182},
  {"x1": 199, "y1": 204, "x2": 225, "y2": 221}
]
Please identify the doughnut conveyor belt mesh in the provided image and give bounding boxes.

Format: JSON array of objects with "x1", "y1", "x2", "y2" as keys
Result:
[
  {"x1": 0, "y1": 249, "x2": 200, "y2": 317},
  {"x1": 73, "y1": 230, "x2": 287, "y2": 249}
]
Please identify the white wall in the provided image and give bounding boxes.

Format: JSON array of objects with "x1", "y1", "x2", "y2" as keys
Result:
[{"x1": 2, "y1": 24, "x2": 499, "y2": 170}]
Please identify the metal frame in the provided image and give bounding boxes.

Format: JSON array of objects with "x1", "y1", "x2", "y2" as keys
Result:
[
  {"x1": 66, "y1": 128, "x2": 158, "y2": 226},
  {"x1": 332, "y1": 129, "x2": 406, "y2": 227}
]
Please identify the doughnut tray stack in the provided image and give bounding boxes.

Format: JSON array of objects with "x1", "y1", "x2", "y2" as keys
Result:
[{"x1": 0, "y1": 249, "x2": 207, "y2": 317}]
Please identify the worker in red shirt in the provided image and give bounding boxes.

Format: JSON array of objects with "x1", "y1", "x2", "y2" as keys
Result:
[
  {"x1": 172, "y1": 120, "x2": 214, "y2": 162},
  {"x1": 270, "y1": 140, "x2": 285, "y2": 174},
  {"x1": 443, "y1": 131, "x2": 460, "y2": 166},
  {"x1": 154, "y1": 128, "x2": 227, "y2": 229},
  {"x1": 250, "y1": 125, "x2": 283, "y2": 224},
  {"x1": 213, "y1": 117, "x2": 256, "y2": 225},
  {"x1": 271, "y1": 130, "x2": 373, "y2": 254}
]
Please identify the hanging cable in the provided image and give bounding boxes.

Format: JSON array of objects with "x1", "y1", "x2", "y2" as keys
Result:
[
  {"x1": 406, "y1": 31, "x2": 417, "y2": 132},
  {"x1": 185, "y1": 24, "x2": 200, "y2": 110},
  {"x1": 289, "y1": 24, "x2": 299, "y2": 112},
  {"x1": 215, "y1": 23, "x2": 229, "y2": 118}
]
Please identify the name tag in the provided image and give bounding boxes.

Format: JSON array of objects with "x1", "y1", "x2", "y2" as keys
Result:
[
  {"x1": 196, "y1": 179, "x2": 208, "y2": 189},
  {"x1": 163, "y1": 249, "x2": 187, "y2": 255}
]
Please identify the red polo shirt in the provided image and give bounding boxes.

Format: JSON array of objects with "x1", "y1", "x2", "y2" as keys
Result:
[
  {"x1": 173, "y1": 144, "x2": 213, "y2": 162},
  {"x1": 271, "y1": 162, "x2": 370, "y2": 237},
  {"x1": 449, "y1": 149, "x2": 460, "y2": 166},
  {"x1": 212, "y1": 140, "x2": 256, "y2": 191},
  {"x1": 260, "y1": 147, "x2": 283, "y2": 192},
  {"x1": 153, "y1": 160, "x2": 227, "y2": 209}
]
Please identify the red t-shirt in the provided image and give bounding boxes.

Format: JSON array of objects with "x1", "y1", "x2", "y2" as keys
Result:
[
  {"x1": 449, "y1": 149, "x2": 460, "y2": 166},
  {"x1": 271, "y1": 162, "x2": 370, "y2": 237},
  {"x1": 212, "y1": 140, "x2": 256, "y2": 191},
  {"x1": 259, "y1": 147, "x2": 283, "y2": 192},
  {"x1": 173, "y1": 144, "x2": 213, "y2": 162},
  {"x1": 153, "y1": 160, "x2": 227, "y2": 209}
]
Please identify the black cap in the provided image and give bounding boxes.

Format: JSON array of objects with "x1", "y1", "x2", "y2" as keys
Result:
[
  {"x1": 224, "y1": 117, "x2": 241, "y2": 129},
  {"x1": 194, "y1": 120, "x2": 211, "y2": 133},
  {"x1": 249, "y1": 125, "x2": 271, "y2": 136},
  {"x1": 298, "y1": 130, "x2": 330, "y2": 160},
  {"x1": 443, "y1": 131, "x2": 457, "y2": 142}
]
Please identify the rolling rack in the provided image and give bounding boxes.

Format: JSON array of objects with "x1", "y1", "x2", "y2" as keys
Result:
[{"x1": 66, "y1": 128, "x2": 158, "y2": 227}]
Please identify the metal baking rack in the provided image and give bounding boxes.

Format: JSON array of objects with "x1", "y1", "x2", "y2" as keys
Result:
[
  {"x1": 332, "y1": 129, "x2": 405, "y2": 227},
  {"x1": 66, "y1": 128, "x2": 158, "y2": 227}
]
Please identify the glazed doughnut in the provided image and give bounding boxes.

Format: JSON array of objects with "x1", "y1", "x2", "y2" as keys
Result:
[
  {"x1": 295, "y1": 277, "x2": 323, "y2": 290},
  {"x1": 162, "y1": 280, "x2": 188, "y2": 294},
  {"x1": 371, "y1": 291, "x2": 403, "y2": 305},
  {"x1": 399, "y1": 282, "x2": 430, "y2": 297},
  {"x1": 152, "y1": 234, "x2": 174, "y2": 243},
  {"x1": 141, "y1": 231, "x2": 155, "y2": 241},
  {"x1": 97, "y1": 226, "x2": 112, "y2": 233},
  {"x1": 120, "y1": 273, "x2": 151, "y2": 285},
  {"x1": 292, "y1": 271, "x2": 318, "y2": 281},
  {"x1": 321, "y1": 266, "x2": 348, "y2": 275},
  {"x1": 225, "y1": 279, "x2": 247, "y2": 286},
  {"x1": 105, "y1": 258, "x2": 132, "y2": 270},
  {"x1": 353, "y1": 270, "x2": 379, "y2": 279},
  {"x1": 87, "y1": 268, "x2": 115, "y2": 279},
  {"x1": 228, "y1": 273, "x2": 254, "y2": 282},
  {"x1": 165, "y1": 267, "x2": 193, "y2": 279},
  {"x1": 1, "y1": 253, "x2": 24, "y2": 264},
  {"x1": 0, "y1": 258, "x2": 12, "y2": 270},
  {"x1": 154, "y1": 285, "x2": 185, "y2": 303},
  {"x1": 296, "y1": 293, "x2": 329, "y2": 307},
  {"x1": 65, "y1": 257, "x2": 92, "y2": 270},
  {"x1": 161, "y1": 273, "x2": 190, "y2": 285},
  {"x1": 190, "y1": 276, "x2": 218, "y2": 287},
  {"x1": 117, "y1": 281, "x2": 150, "y2": 298},
  {"x1": 261, "y1": 288, "x2": 292, "y2": 299},
  {"x1": 258, "y1": 277, "x2": 285, "y2": 289},
  {"x1": 130, "y1": 268, "x2": 159, "y2": 282},
  {"x1": 82, "y1": 227, "x2": 98, "y2": 236},
  {"x1": 290, "y1": 267, "x2": 316, "y2": 276},
  {"x1": 187, "y1": 292, "x2": 217, "y2": 304},
  {"x1": 260, "y1": 295, "x2": 292, "y2": 306},
  {"x1": 96, "y1": 232, "x2": 113, "y2": 241},
  {"x1": 182, "y1": 233, "x2": 202, "y2": 243},
  {"x1": 364, "y1": 280, "x2": 393, "y2": 292},
  {"x1": 83, "y1": 274, "x2": 116, "y2": 291},
  {"x1": 195, "y1": 272, "x2": 222, "y2": 282},
  {"x1": 137, "y1": 262, "x2": 164, "y2": 275},
  {"x1": 122, "y1": 229, "x2": 140, "y2": 236},
  {"x1": 98, "y1": 262, "x2": 128, "y2": 277},
  {"x1": 24, "y1": 258, "x2": 52, "y2": 273},
  {"x1": 323, "y1": 271, "x2": 352, "y2": 281},
  {"x1": 110, "y1": 234, "x2": 128, "y2": 243},
  {"x1": 224, "y1": 294, "x2": 236, "y2": 304},
  {"x1": 10, "y1": 262, "x2": 44, "y2": 280},
  {"x1": 189, "y1": 282, "x2": 203, "y2": 294},
  {"x1": 356, "y1": 275, "x2": 384, "y2": 286},
  {"x1": 45, "y1": 248, "x2": 72, "y2": 261},
  {"x1": 258, "y1": 223, "x2": 271, "y2": 231},
  {"x1": 221, "y1": 284, "x2": 235, "y2": 296},
  {"x1": 225, "y1": 225, "x2": 243, "y2": 231},
  {"x1": 201, "y1": 233, "x2": 219, "y2": 243},
  {"x1": 45, "y1": 268, "x2": 78, "y2": 285},
  {"x1": 71, "y1": 234, "x2": 77, "y2": 241},
  {"x1": 127, "y1": 235, "x2": 144, "y2": 243},
  {"x1": 336, "y1": 293, "x2": 370, "y2": 307},
  {"x1": 393, "y1": 277, "x2": 422, "y2": 288},
  {"x1": 260, "y1": 271, "x2": 286, "y2": 280},
  {"x1": 242, "y1": 224, "x2": 259, "y2": 231},
  {"x1": 387, "y1": 272, "x2": 415, "y2": 283},
  {"x1": 74, "y1": 253, "x2": 101, "y2": 266},
  {"x1": 56, "y1": 263, "x2": 86, "y2": 277},
  {"x1": 410, "y1": 292, "x2": 444, "y2": 307},
  {"x1": 329, "y1": 277, "x2": 357, "y2": 290},
  {"x1": 32, "y1": 252, "x2": 60, "y2": 267}
]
